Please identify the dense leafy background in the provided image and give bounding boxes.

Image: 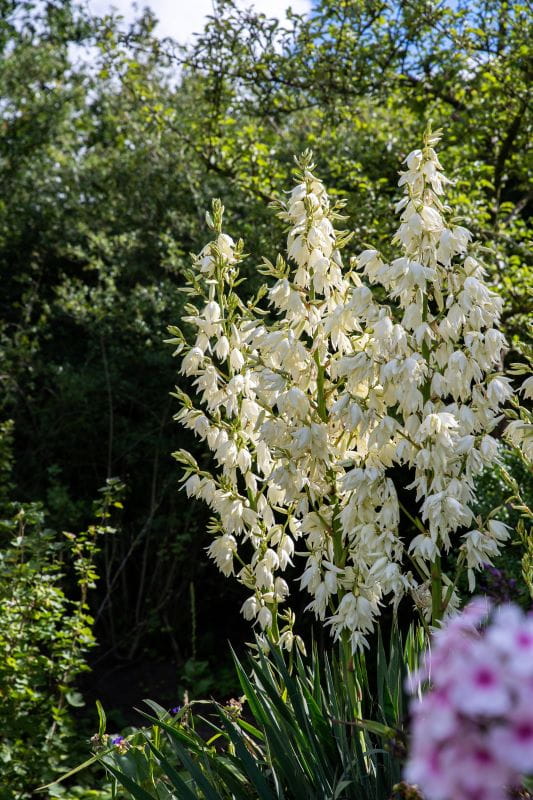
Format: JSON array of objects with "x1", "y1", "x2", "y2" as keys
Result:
[{"x1": 0, "y1": 0, "x2": 531, "y2": 793}]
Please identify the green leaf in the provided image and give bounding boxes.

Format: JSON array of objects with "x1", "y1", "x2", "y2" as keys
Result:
[
  {"x1": 355, "y1": 719, "x2": 397, "y2": 739},
  {"x1": 219, "y1": 712, "x2": 276, "y2": 800},
  {"x1": 96, "y1": 699, "x2": 107, "y2": 737},
  {"x1": 167, "y1": 738, "x2": 221, "y2": 800},
  {"x1": 65, "y1": 690, "x2": 85, "y2": 707},
  {"x1": 144, "y1": 738, "x2": 198, "y2": 799},
  {"x1": 36, "y1": 754, "x2": 101, "y2": 791},
  {"x1": 102, "y1": 762, "x2": 156, "y2": 800}
]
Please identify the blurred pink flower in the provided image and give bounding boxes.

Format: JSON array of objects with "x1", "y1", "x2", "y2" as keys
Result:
[
  {"x1": 405, "y1": 600, "x2": 533, "y2": 800},
  {"x1": 449, "y1": 641, "x2": 511, "y2": 716},
  {"x1": 490, "y1": 714, "x2": 533, "y2": 773}
]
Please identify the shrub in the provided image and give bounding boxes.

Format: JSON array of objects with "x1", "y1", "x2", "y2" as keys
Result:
[{"x1": 0, "y1": 421, "x2": 124, "y2": 798}]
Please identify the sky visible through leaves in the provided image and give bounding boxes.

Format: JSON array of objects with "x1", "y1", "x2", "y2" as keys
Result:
[{"x1": 83, "y1": 0, "x2": 312, "y2": 43}]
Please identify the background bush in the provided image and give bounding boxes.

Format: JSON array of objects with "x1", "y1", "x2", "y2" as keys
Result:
[{"x1": 0, "y1": 422, "x2": 125, "y2": 796}]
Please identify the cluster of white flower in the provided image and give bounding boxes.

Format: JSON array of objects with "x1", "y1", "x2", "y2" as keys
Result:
[
  {"x1": 170, "y1": 132, "x2": 517, "y2": 651},
  {"x1": 504, "y1": 375, "x2": 533, "y2": 462}
]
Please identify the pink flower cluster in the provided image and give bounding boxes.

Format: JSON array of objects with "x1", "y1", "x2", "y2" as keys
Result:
[{"x1": 405, "y1": 599, "x2": 533, "y2": 800}]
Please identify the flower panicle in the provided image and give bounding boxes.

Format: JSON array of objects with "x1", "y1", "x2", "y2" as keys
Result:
[{"x1": 170, "y1": 133, "x2": 518, "y2": 652}]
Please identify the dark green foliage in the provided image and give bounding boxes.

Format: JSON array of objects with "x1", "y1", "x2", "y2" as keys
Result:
[
  {"x1": 0, "y1": 1, "x2": 257, "y2": 670},
  {"x1": 0, "y1": 422, "x2": 122, "y2": 798}
]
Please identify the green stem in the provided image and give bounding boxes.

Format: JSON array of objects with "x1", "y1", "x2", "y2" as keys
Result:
[
  {"x1": 331, "y1": 500, "x2": 345, "y2": 569},
  {"x1": 398, "y1": 500, "x2": 428, "y2": 535},
  {"x1": 270, "y1": 602, "x2": 279, "y2": 641},
  {"x1": 340, "y1": 631, "x2": 358, "y2": 713},
  {"x1": 442, "y1": 553, "x2": 466, "y2": 612},
  {"x1": 315, "y1": 349, "x2": 345, "y2": 564},
  {"x1": 421, "y1": 293, "x2": 431, "y2": 405},
  {"x1": 431, "y1": 555, "x2": 443, "y2": 625},
  {"x1": 418, "y1": 611, "x2": 432, "y2": 639},
  {"x1": 314, "y1": 350, "x2": 327, "y2": 422}
]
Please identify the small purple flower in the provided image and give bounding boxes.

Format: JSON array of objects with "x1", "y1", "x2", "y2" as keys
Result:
[
  {"x1": 170, "y1": 705, "x2": 182, "y2": 716},
  {"x1": 479, "y1": 562, "x2": 519, "y2": 603},
  {"x1": 111, "y1": 734, "x2": 130, "y2": 753}
]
